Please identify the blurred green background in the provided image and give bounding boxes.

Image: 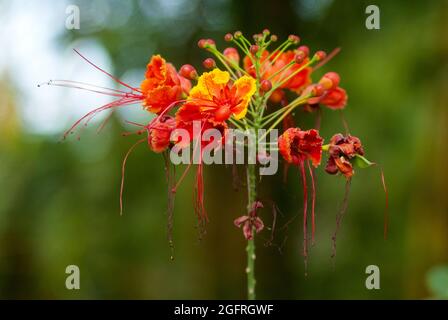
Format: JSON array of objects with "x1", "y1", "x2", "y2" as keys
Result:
[{"x1": 0, "y1": 0, "x2": 447, "y2": 299}]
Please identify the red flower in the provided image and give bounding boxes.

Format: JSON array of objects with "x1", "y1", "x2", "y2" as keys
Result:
[
  {"x1": 176, "y1": 68, "x2": 256, "y2": 125},
  {"x1": 147, "y1": 116, "x2": 176, "y2": 153},
  {"x1": 278, "y1": 127, "x2": 323, "y2": 256},
  {"x1": 278, "y1": 128, "x2": 323, "y2": 167},
  {"x1": 325, "y1": 134, "x2": 364, "y2": 178},
  {"x1": 319, "y1": 87, "x2": 347, "y2": 109},
  {"x1": 234, "y1": 201, "x2": 264, "y2": 240},
  {"x1": 140, "y1": 55, "x2": 191, "y2": 114}
]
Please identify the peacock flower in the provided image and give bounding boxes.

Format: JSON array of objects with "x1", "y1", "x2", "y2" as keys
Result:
[
  {"x1": 147, "y1": 116, "x2": 176, "y2": 153},
  {"x1": 278, "y1": 127, "x2": 323, "y2": 167},
  {"x1": 176, "y1": 68, "x2": 256, "y2": 125},
  {"x1": 278, "y1": 127, "x2": 323, "y2": 256},
  {"x1": 306, "y1": 72, "x2": 347, "y2": 109},
  {"x1": 140, "y1": 55, "x2": 191, "y2": 114},
  {"x1": 325, "y1": 134, "x2": 364, "y2": 178}
]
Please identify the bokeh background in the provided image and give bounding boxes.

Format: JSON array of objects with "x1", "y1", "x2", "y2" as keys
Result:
[{"x1": 0, "y1": 0, "x2": 447, "y2": 299}]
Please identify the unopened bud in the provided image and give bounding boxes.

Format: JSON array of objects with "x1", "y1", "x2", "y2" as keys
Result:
[
  {"x1": 319, "y1": 72, "x2": 340, "y2": 90},
  {"x1": 262, "y1": 28, "x2": 270, "y2": 36},
  {"x1": 288, "y1": 34, "x2": 300, "y2": 44},
  {"x1": 223, "y1": 47, "x2": 240, "y2": 65},
  {"x1": 314, "y1": 50, "x2": 327, "y2": 61},
  {"x1": 179, "y1": 64, "x2": 198, "y2": 80},
  {"x1": 234, "y1": 31, "x2": 242, "y2": 39},
  {"x1": 224, "y1": 33, "x2": 233, "y2": 42},
  {"x1": 203, "y1": 58, "x2": 216, "y2": 69},
  {"x1": 270, "y1": 34, "x2": 278, "y2": 42},
  {"x1": 250, "y1": 45, "x2": 259, "y2": 54},
  {"x1": 297, "y1": 45, "x2": 309, "y2": 58},
  {"x1": 260, "y1": 80, "x2": 272, "y2": 92}
]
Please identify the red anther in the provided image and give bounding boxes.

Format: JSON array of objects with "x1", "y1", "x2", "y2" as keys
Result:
[
  {"x1": 314, "y1": 50, "x2": 327, "y2": 61},
  {"x1": 260, "y1": 80, "x2": 272, "y2": 92},
  {"x1": 250, "y1": 45, "x2": 259, "y2": 54},
  {"x1": 297, "y1": 45, "x2": 310, "y2": 58},
  {"x1": 203, "y1": 58, "x2": 216, "y2": 69},
  {"x1": 179, "y1": 64, "x2": 198, "y2": 80},
  {"x1": 223, "y1": 47, "x2": 240, "y2": 64},
  {"x1": 319, "y1": 72, "x2": 340, "y2": 90},
  {"x1": 224, "y1": 33, "x2": 233, "y2": 42},
  {"x1": 288, "y1": 34, "x2": 300, "y2": 44}
]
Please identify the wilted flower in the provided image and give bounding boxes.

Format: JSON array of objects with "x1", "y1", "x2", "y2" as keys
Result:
[
  {"x1": 278, "y1": 128, "x2": 323, "y2": 167},
  {"x1": 234, "y1": 201, "x2": 264, "y2": 240},
  {"x1": 325, "y1": 134, "x2": 364, "y2": 178}
]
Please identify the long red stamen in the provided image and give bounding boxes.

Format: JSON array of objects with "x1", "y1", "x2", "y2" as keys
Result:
[
  {"x1": 299, "y1": 162, "x2": 308, "y2": 263},
  {"x1": 63, "y1": 96, "x2": 142, "y2": 139},
  {"x1": 313, "y1": 47, "x2": 341, "y2": 71},
  {"x1": 307, "y1": 160, "x2": 316, "y2": 245},
  {"x1": 120, "y1": 138, "x2": 146, "y2": 215},
  {"x1": 331, "y1": 179, "x2": 351, "y2": 259},
  {"x1": 40, "y1": 79, "x2": 143, "y2": 98},
  {"x1": 73, "y1": 49, "x2": 143, "y2": 93}
]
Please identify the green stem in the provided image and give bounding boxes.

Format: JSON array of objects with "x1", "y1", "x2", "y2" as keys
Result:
[{"x1": 246, "y1": 163, "x2": 257, "y2": 300}]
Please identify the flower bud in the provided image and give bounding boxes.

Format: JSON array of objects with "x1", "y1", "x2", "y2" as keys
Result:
[
  {"x1": 224, "y1": 33, "x2": 233, "y2": 42},
  {"x1": 260, "y1": 80, "x2": 272, "y2": 92},
  {"x1": 253, "y1": 33, "x2": 262, "y2": 42},
  {"x1": 198, "y1": 39, "x2": 207, "y2": 49},
  {"x1": 203, "y1": 58, "x2": 216, "y2": 69},
  {"x1": 288, "y1": 34, "x2": 300, "y2": 44},
  {"x1": 223, "y1": 47, "x2": 240, "y2": 65},
  {"x1": 250, "y1": 45, "x2": 259, "y2": 54},
  {"x1": 234, "y1": 31, "x2": 242, "y2": 39},
  {"x1": 198, "y1": 38, "x2": 215, "y2": 49},
  {"x1": 179, "y1": 64, "x2": 198, "y2": 80},
  {"x1": 297, "y1": 45, "x2": 309, "y2": 58},
  {"x1": 270, "y1": 34, "x2": 278, "y2": 42},
  {"x1": 314, "y1": 50, "x2": 327, "y2": 61},
  {"x1": 262, "y1": 28, "x2": 270, "y2": 36},
  {"x1": 319, "y1": 72, "x2": 340, "y2": 90}
]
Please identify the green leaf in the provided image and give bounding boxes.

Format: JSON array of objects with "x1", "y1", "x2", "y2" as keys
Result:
[{"x1": 352, "y1": 154, "x2": 375, "y2": 169}]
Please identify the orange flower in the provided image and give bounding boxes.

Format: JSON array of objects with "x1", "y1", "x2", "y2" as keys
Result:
[
  {"x1": 278, "y1": 128, "x2": 323, "y2": 167},
  {"x1": 140, "y1": 55, "x2": 191, "y2": 114},
  {"x1": 176, "y1": 68, "x2": 256, "y2": 124}
]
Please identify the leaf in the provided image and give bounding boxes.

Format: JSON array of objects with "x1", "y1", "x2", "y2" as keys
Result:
[{"x1": 352, "y1": 154, "x2": 375, "y2": 169}]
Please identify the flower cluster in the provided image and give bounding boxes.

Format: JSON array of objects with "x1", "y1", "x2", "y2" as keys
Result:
[{"x1": 50, "y1": 29, "x2": 386, "y2": 300}]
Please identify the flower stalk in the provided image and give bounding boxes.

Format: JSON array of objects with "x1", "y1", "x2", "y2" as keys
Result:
[{"x1": 246, "y1": 163, "x2": 257, "y2": 300}]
